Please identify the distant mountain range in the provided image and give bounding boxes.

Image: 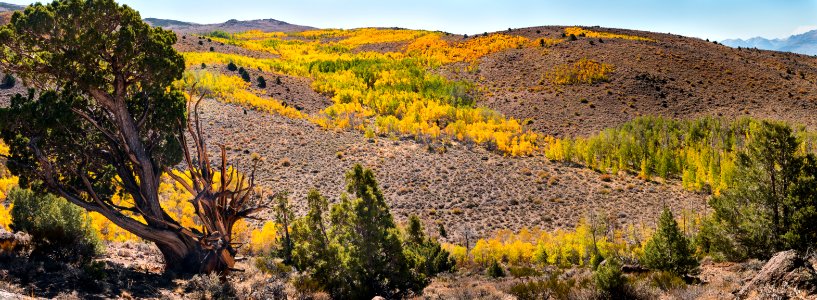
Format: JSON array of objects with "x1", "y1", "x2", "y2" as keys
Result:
[
  {"x1": 144, "y1": 18, "x2": 314, "y2": 33},
  {"x1": 0, "y1": 2, "x2": 23, "y2": 12},
  {"x1": 722, "y1": 30, "x2": 817, "y2": 56}
]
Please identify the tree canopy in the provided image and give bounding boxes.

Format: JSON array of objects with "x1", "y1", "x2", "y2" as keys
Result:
[{"x1": 0, "y1": 0, "x2": 261, "y2": 274}]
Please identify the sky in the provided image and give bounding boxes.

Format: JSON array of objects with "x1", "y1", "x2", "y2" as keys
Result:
[{"x1": 5, "y1": 0, "x2": 817, "y2": 41}]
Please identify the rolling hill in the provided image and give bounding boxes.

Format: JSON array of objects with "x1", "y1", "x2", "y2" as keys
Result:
[{"x1": 168, "y1": 25, "x2": 817, "y2": 241}]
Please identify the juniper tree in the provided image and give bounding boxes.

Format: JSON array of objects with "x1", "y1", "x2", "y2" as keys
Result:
[
  {"x1": 329, "y1": 165, "x2": 419, "y2": 298},
  {"x1": 257, "y1": 76, "x2": 267, "y2": 88},
  {"x1": 0, "y1": 0, "x2": 264, "y2": 274},
  {"x1": 273, "y1": 193, "x2": 294, "y2": 264},
  {"x1": 711, "y1": 121, "x2": 817, "y2": 258},
  {"x1": 642, "y1": 208, "x2": 698, "y2": 276}
]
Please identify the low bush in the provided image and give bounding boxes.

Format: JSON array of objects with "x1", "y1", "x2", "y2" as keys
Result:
[
  {"x1": 594, "y1": 258, "x2": 626, "y2": 296},
  {"x1": 486, "y1": 259, "x2": 505, "y2": 278},
  {"x1": 9, "y1": 188, "x2": 102, "y2": 265},
  {"x1": 1, "y1": 74, "x2": 14, "y2": 88},
  {"x1": 186, "y1": 273, "x2": 237, "y2": 300}
]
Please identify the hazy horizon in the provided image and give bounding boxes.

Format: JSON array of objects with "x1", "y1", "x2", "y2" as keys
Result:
[{"x1": 3, "y1": 0, "x2": 816, "y2": 42}]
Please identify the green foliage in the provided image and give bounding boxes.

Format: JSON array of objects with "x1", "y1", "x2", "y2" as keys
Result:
[
  {"x1": 0, "y1": 0, "x2": 185, "y2": 207},
  {"x1": 508, "y1": 266, "x2": 541, "y2": 278},
  {"x1": 590, "y1": 252, "x2": 604, "y2": 270},
  {"x1": 594, "y1": 258, "x2": 626, "y2": 296},
  {"x1": 709, "y1": 121, "x2": 817, "y2": 259},
  {"x1": 486, "y1": 259, "x2": 505, "y2": 278},
  {"x1": 403, "y1": 215, "x2": 456, "y2": 284},
  {"x1": 0, "y1": 0, "x2": 254, "y2": 274},
  {"x1": 545, "y1": 117, "x2": 817, "y2": 194},
  {"x1": 1, "y1": 74, "x2": 14, "y2": 88},
  {"x1": 438, "y1": 223, "x2": 447, "y2": 238},
  {"x1": 291, "y1": 189, "x2": 344, "y2": 295},
  {"x1": 201, "y1": 63, "x2": 207, "y2": 69},
  {"x1": 208, "y1": 30, "x2": 231, "y2": 39},
  {"x1": 272, "y1": 193, "x2": 293, "y2": 264},
  {"x1": 327, "y1": 165, "x2": 419, "y2": 298},
  {"x1": 238, "y1": 67, "x2": 251, "y2": 82},
  {"x1": 693, "y1": 215, "x2": 742, "y2": 261},
  {"x1": 645, "y1": 271, "x2": 686, "y2": 291},
  {"x1": 290, "y1": 166, "x2": 447, "y2": 299},
  {"x1": 642, "y1": 208, "x2": 698, "y2": 276},
  {"x1": 508, "y1": 272, "x2": 576, "y2": 300},
  {"x1": 9, "y1": 188, "x2": 102, "y2": 264},
  {"x1": 307, "y1": 57, "x2": 477, "y2": 109},
  {"x1": 784, "y1": 155, "x2": 817, "y2": 250},
  {"x1": 534, "y1": 242, "x2": 549, "y2": 265},
  {"x1": 227, "y1": 61, "x2": 238, "y2": 71},
  {"x1": 257, "y1": 76, "x2": 267, "y2": 88}
]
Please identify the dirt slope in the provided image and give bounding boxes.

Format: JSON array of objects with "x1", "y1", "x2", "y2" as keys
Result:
[
  {"x1": 444, "y1": 26, "x2": 817, "y2": 137},
  {"x1": 196, "y1": 98, "x2": 706, "y2": 242}
]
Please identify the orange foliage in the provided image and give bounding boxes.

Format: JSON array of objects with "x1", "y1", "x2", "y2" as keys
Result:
[{"x1": 405, "y1": 33, "x2": 530, "y2": 64}]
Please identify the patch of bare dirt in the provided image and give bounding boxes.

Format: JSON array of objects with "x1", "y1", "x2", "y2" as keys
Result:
[{"x1": 196, "y1": 98, "x2": 707, "y2": 243}]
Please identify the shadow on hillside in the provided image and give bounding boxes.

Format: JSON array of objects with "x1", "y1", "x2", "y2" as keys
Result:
[{"x1": 0, "y1": 256, "x2": 174, "y2": 299}]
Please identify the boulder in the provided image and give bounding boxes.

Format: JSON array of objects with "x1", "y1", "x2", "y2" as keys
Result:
[
  {"x1": 737, "y1": 250, "x2": 817, "y2": 299},
  {"x1": 0, "y1": 231, "x2": 31, "y2": 256}
]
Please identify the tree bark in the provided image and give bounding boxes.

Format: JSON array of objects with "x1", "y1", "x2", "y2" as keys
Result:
[{"x1": 154, "y1": 232, "x2": 236, "y2": 275}]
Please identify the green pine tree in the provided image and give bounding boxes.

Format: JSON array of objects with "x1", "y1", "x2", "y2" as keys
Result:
[
  {"x1": 486, "y1": 259, "x2": 505, "y2": 278},
  {"x1": 329, "y1": 165, "x2": 421, "y2": 298},
  {"x1": 291, "y1": 189, "x2": 344, "y2": 293},
  {"x1": 642, "y1": 208, "x2": 699, "y2": 276}
]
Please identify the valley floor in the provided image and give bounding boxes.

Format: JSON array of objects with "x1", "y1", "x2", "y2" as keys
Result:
[{"x1": 195, "y1": 98, "x2": 708, "y2": 242}]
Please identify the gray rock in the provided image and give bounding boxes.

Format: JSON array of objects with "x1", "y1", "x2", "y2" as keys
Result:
[{"x1": 737, "y1": 250, "x2": 817, "y2": 298}]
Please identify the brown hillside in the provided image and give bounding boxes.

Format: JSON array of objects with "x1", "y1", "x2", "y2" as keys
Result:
[{"x1": 442, "y1": 26, "x2": 817, "y2": 137}]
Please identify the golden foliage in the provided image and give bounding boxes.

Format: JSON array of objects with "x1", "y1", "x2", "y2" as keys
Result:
[
  {"x1": 183, "y1": 52, "x2": 308, "y2": 76},
  {"x1": 0, "y1": 203, "x2": 10, "y2": 232},
  {"x1": 0, "y1": 141, "x2": 15, "y2": 231},
  {"x1": 180, "y1": 71, "x2": 307, "y2": 119},
  {"x1": 231, "y1": 30, "x2": 286, "y2": 40},
  {"x1": 248, "y1": 221, "x2": 278, "y2": 255},
  {"x1": 564, "y1": 27, "x2": 655, "y2": 42},
  {"x1": 405, "y1": 33, "x2": 530, "y2": 64},
  {"x1": 548, "y1": 58, "x2": 614, "y2": 85},
  {"x1": 298, "y1": 28, "x2": 433, "y2": 48},
  {"x1": 454, "y1": 220, "x2": 652, "y2": 268},
  {"x1": 0, "y1": 176, "x2": 15, "y2": 204},
  {"x1": 181, "y1": 28, "x2": 539, "y2": 156}
]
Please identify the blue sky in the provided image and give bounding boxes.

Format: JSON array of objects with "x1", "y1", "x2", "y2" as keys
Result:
[{"x1": 6, "y1": 0, "x2": 817, "y2": 40}]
